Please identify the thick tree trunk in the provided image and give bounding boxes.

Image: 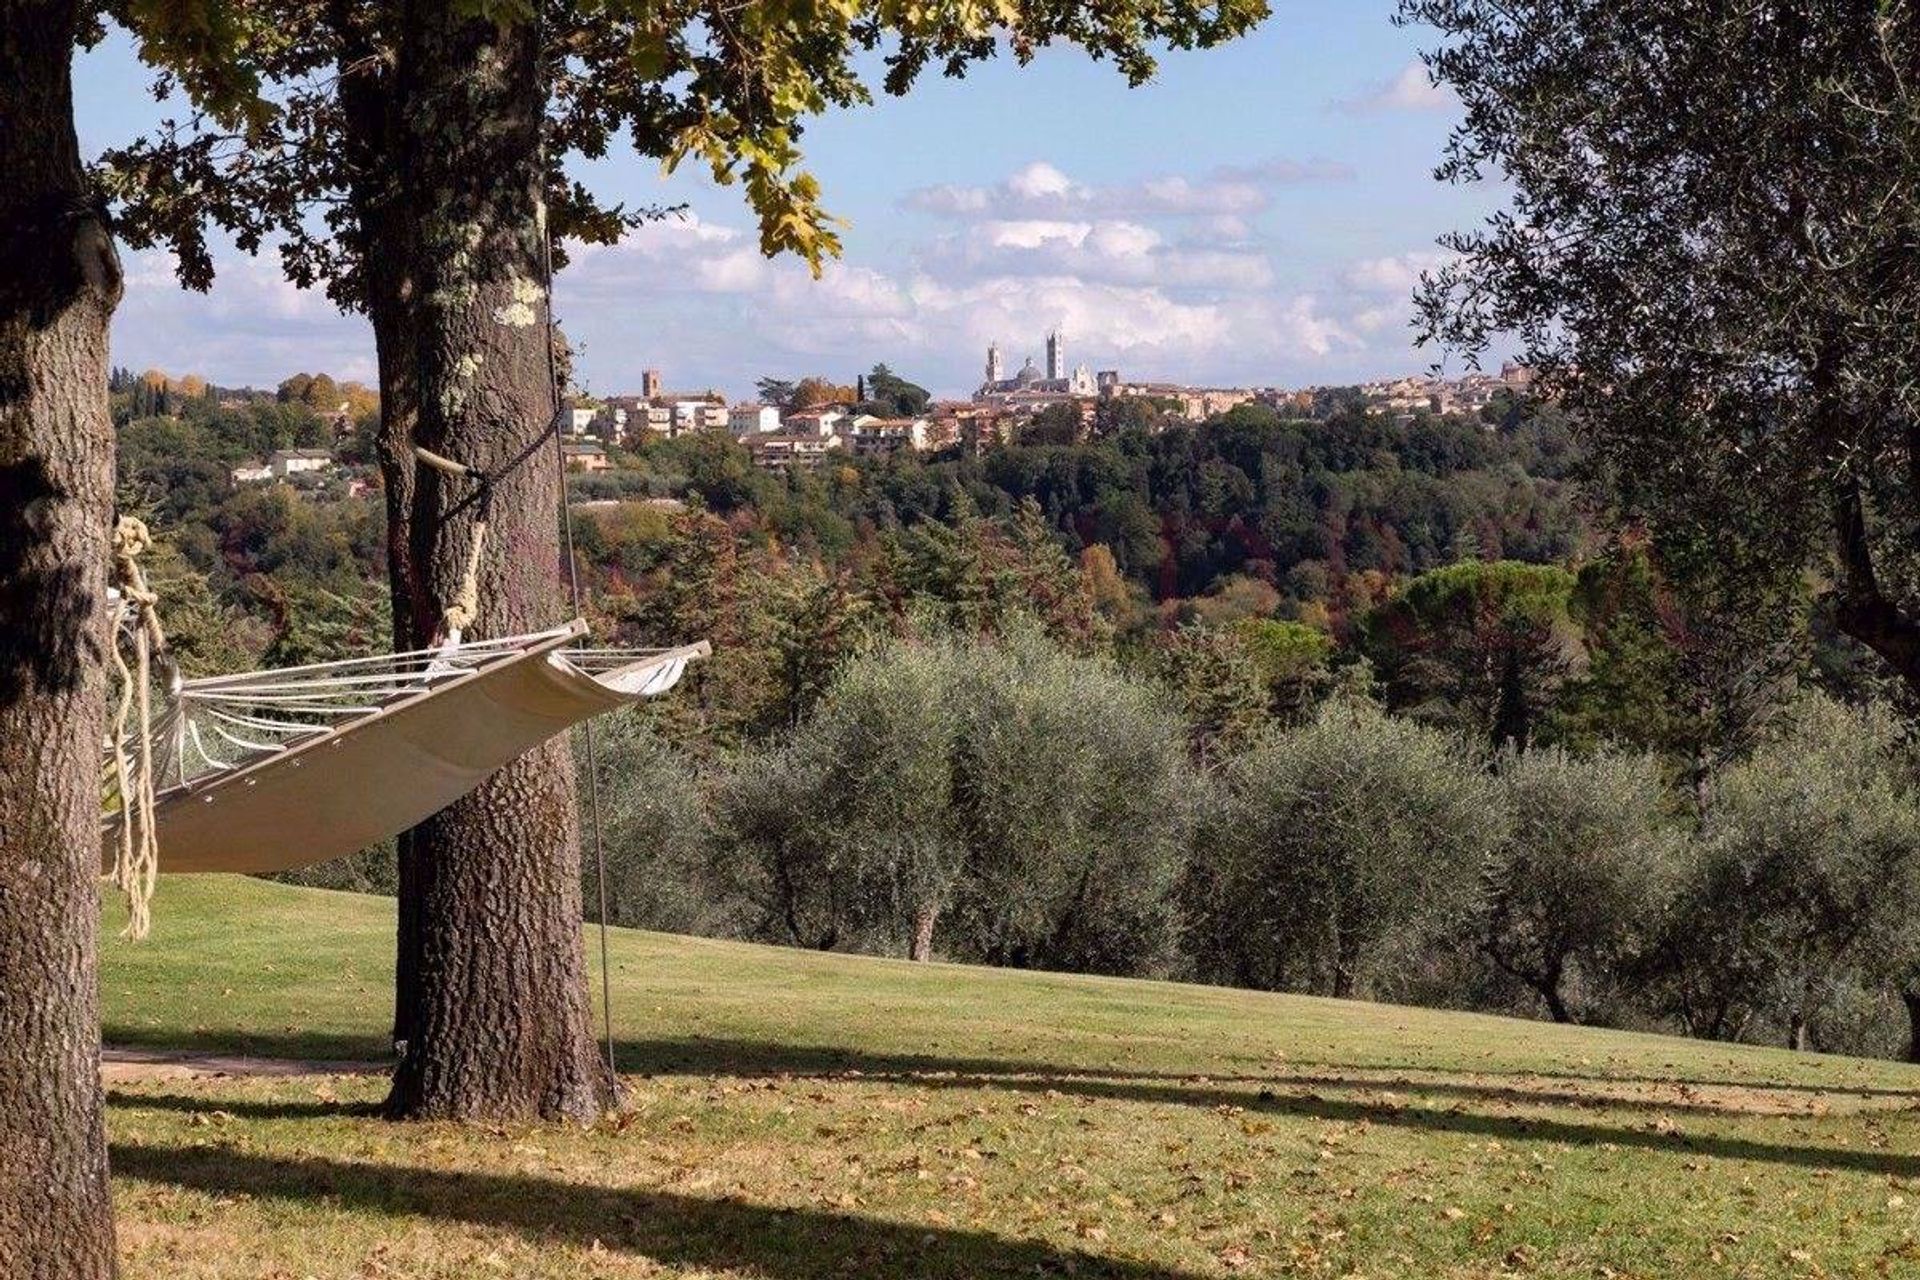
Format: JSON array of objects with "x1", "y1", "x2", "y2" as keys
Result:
[
  {"x1": 0, "y1": 3, "x2": 121, "y2": 1274},
  {"x1": 372, "y1": 294, "x2": 424, "y2": 1053},
  {"x1": 327, "y1": 0, "x2": 426, "y2": 1055},
  {"x1": 375, "y1": 3, "x2": 610, "y2": 1123},
  {"x1": 1904, "y1": 990, "x2": 1920, "y2": 1065}
]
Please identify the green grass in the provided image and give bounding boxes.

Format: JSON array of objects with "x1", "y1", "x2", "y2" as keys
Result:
[{"x1": 102, "y1": 877, "x2": 1920, "y2": 1278}]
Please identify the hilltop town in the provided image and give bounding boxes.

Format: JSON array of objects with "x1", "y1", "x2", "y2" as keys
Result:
[{"x1": 556, "y1": 334, "x2": 1540, "y2": 474}]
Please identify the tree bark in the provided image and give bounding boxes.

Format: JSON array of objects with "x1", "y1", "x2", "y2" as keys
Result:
[
  {"x1": 1903, "y1": 990, "x2": 1920, "y2": 1065},
  {"x1": 327, "y1": 0, "x2": 424, "y2": 1054},
  {"x1": 0, "y1": 2, "x2": 122, "y2": 1273},
  {"x1": 375, "y1": 3, "x2": 610, "y2": 1122}
]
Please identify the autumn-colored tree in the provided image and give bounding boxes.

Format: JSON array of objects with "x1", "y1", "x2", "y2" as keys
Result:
[{"x1": 791, "y1": 377, "x2": 859, "y2": 410}]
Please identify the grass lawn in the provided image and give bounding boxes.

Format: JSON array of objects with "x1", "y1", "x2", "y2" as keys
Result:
[{"x1": 101, "y1": 876, "x2": 1920, "y2": 1278}]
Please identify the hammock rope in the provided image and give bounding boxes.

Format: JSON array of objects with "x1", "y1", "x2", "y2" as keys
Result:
[
  {"x1": 108, "y1": 516, "x2": 167, "y2": 939},
  {"x1": 412, "y1": 444, "x2": 492, "y2": 646}
]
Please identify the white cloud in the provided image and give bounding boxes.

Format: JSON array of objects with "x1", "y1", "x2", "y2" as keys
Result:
[
  {"x1": 903, "y1": 157, "x2": 1352, "y2": 222},
  {"x1": 1336, "y1": 61, "x2": 1457, "y2": 115},
  {"x1": 916, "y1": 215, "x2": 1272, "y2": 293},
  {"x1": 112, "y1": 249, "x2": 374, "y2": 386},
  {"x1": 1006, "y1": 161, "x2": 1078, "y2": 200},
  {"x1": 1342, "y1": 251, "x2": 1454, "y2": 296}
]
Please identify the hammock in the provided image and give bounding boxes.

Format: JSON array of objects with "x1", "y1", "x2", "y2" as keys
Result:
[{"x1": 100, "y1": 619, "x2": 707, "y2": 877}]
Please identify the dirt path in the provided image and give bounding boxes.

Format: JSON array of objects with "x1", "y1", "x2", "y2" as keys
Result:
[{"x1": 102, "y1": 1046, "x2": 386, "y2": 1083}]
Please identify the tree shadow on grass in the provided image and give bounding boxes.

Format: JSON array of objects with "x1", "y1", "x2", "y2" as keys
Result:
[
  {"x1": 105, "y1": 1030, "x2": 1920, "y2": 1176},
  {"x1": 114, "y1": 1043, "x2": 1920, "y2": 1180},
  {"x1": 110, "y1": 1142, "x2": 1206, "y2": 1280},
  {"x1": 607, "y1": 1036, "x2": 1919, "y2": 1117},
  {"x1": 599, "y1": 1039, "x2": 1920, "y2": 1179},
  {"x1": 103, "y1": 1024, "x2": 389, "y2": 1062},
  {"x1": 1282, "y1": 1058, "x2": 1920, "y2": 1099},
  {"x1": 107, "y1": 1090, "x2": 377, "y2": 1121}
]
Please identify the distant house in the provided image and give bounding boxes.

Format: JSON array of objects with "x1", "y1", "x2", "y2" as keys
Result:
[
  {"x1": 607, "y1": 399, "x2": 673, "y2": 438},
  {"x1": 848, "y1": 416, "x2": 929, "y2": 457},
  {"x1": 746, "y1": 433, "x2": 843, "y2": 470},
  {"x1": 782, "y1": 408, "x2": 845, "y2": 438},
  {"x1": 234, "y1": 449, "x2": 335, "y2": 485},
  {"x1": 728, "y1": 402, "x2": 782, "y2": 436},
  {"x1": 669, "y1": 399, "x2": 729, "y2": 434},
  {"x1": 270, "y1": 448, "x2": 336, "y2": 480},
  {"x1": 562, "y1": 441, "x2": 613, "y2": 473}
]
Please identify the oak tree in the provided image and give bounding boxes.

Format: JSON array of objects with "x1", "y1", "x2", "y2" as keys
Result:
[{"x1": 105, "y1": 0, "x2": 1268, "y2": 1121}]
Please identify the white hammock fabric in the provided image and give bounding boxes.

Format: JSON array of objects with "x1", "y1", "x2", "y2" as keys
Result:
[{"x1": 100, "y1": 620, "x2": 706, "y2": 875}]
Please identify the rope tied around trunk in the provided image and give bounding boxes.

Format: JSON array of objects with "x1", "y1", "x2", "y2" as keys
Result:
[
  {"x1": 109, "y1": 515, "x2": 168, "y2": 940},
  {"x1": 414, "y1": 445, "x2": 492, "y2": 646}
]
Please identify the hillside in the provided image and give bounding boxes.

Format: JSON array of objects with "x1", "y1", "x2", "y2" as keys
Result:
[{"x1": 102, "y1": 877, "x2": 1920, "y2": 1278}]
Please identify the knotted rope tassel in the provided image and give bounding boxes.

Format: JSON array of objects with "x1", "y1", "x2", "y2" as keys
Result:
[
  {"x1": 414, "y1": 445, "x2": 490, "y2": 648},
  {"x1": 109, "y1": 516, "x2": 166, "y2": 940}
]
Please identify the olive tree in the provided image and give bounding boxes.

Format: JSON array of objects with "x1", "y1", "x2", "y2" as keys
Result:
[
  {"x1": 1189, "y1": 702, "x2": 1504, "y2": 999},
  {"x1": 584, "y1": 717, "x2": 737, "y2": 937},
  {"x1": 1644, "y1": 698, "x2": 1920, "y2": 1049},
  {"x1": 720, "y1": 638, "x2": 966, "y2": 959},
  {"x1": 947, "y1": 629, "x2": 1196, "y2": 975},
  {"x1": 1478, "y1": 748, "x2": 1682, "y2": 1025},
  {"x1": 1403, "y1": 2, "x2": 1920, "y2": 704},
  {"x1": 722, "y1": 627, "x2": 1196, "y2": 972}
]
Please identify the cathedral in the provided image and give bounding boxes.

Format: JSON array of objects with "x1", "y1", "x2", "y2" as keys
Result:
[{"x1": 975, "y1": 330, "x2": 1096, "y2": 400}]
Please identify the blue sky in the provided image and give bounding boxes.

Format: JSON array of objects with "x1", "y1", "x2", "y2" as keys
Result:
[{"x1": 76, "y1": 1, "x2": 1507, "y2": 400}]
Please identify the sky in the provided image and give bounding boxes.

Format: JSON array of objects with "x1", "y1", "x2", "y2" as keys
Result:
[{"x1": 74, "y1": 1, "x2": 1509, "y2": 401}]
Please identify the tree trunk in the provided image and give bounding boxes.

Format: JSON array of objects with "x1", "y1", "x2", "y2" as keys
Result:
[
  {"x1": 326, "y1": 0, "x2": 427, "y2": 1057},
  {"x1": 0, "y1": 3, "x2": 121, "y2": 1273},
  {"x1": 1534, "y1": 969, "x2": 1574, "y2": 1025},
  {"x1": 1788, "y1": 1009, "x2": 1809, "y2": 1052},
  {"x1": 910, "y1": 901, "x2": 938, "y2": 962},
  {"x1": 1687, "y1": 728, "x2": 1713, "y2": 828},
  {"x1": 367, "y1": 273, "x2": 424, "y2": 1054},
  {"x1": 1331, "y1": 931, "x2": 1358, "y2": 1000},
  {"x1": 376, "y1": 3, "x2": 610, "y2": 1122},
  {"x1": 1904, "y1": 990, "x2": 1920, "y2": 1065}
]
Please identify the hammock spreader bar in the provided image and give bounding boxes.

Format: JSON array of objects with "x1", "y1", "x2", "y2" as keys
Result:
[{"x1": 100, "y1": 620, "x2": 707, "y2": 875}]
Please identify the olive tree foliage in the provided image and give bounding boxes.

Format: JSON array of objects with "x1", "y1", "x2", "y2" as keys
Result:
[
  {"x1": 1476, "y1": 748, "x2": 1682, "y2": 1026},
  {"x1": 723, "y1": 637, "x2": 965, "y2": 960},
  {"x1": 582, "y1": 715, "x2": 739, "y2": 937},
  {"x1": 1187, "y1": 702, "x2": 1504, "y2": 1000},
  {"x1": 1642, "y1": 698, "x2": 1920, "y2": 1049},
  {"x1": 946, "y1": 631, "x2": 1195, "y2": 974},
  {"x1": 719, "y1": 627, "x2": 1196, "y2": 973},
  {"x1": 1401, "y1": 1, "x2": 1920, "y2": 701}
]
